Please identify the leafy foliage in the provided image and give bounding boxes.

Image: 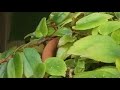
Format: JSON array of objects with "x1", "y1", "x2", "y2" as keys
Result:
[{"x1": 1, "y1": 12, "x2": 120, "y2": 78}]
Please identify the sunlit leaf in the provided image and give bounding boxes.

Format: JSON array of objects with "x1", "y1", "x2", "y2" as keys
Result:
[
  {"x1": 23, "y1": 48, "x2": 42, "y2": 78},
  {"x1": 53, "y1": 27, "x2": 72, "y2": 36},
  {"x1": 49, "y1": 12, "x2": 70, "y2": 24},
  {"x1": 68, "y1": 35, "x2": 120, "y2": 63},
  {"x1": 34, "y1": 63, "x2": 46, "y2": 78},
  {"x1": 7, "y1": 58, "x2": 15, "y2": 78},
  {"x1": 115, "y1": 59, "x2": 120, "y2": 71},
  {"x1": 59, "y1": 12, "x2": 82, "y2": 26},
  {"x1": 56, "y1": 43, "x2": 73, "y2": 60},
  {"x1": 92, "y1": 27, "x2": 99, "y2": 35},
  {"x1": 98, "y1": 21, "x2": 120, "y2": 35},
  {"x1": 35, "y1": 17, "x2": 48, "y2": 38},
  {"x1": 72, "y1": 13, "x2": 113, "y2": 30},
  {"x1": 74, "y1": 66, "x2": 120, "y2": 78},
  {"x1": 45, "y1": 57, "x2": 67, "y2": 77},
  {"x1": 13, "y1": 52, "x2": 24, "y2": 78},
  {"x1": 49, "y1": 76, "x2": 62, "y2": 78},
  {"x1": 58, "y1": 35, "x2": 76, "y2": 47},
  {"x1": 111, "y1": 29, "x2": 120, "y2": 44},
  {"x1": 47, "y1": 27, "x2": 55, "y2": 36},
  {"x1": 74, "y1": 60, "x2": 85, "y2": 74},
  {"x1": 114, "y1": 12, "x2": 120, "y2": 19}
]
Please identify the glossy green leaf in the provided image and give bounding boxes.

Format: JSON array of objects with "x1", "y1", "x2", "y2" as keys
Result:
[
  {"x1": 34, "y1": 63, "x2": 46, "y2": 78},
  {"x1": 35, "y1": 17, "x2": 48, "y2": 38},
  {"x1": 0, "y1": 63, "x2": 7, "y2": 78},
  {"x1": 13, "y1": 52, "x2": 24, "y2": 78},
  {"x1": 115, "y1": 59, "x2": 120, "y2": 71},
  {"x1": 74, "y1": 60, "x2": 85, "y2": 74},
  {"x1": 68, "y1": 35, "x2": 120, "y2": 63},
  {"x1": 111, "y1": 29, "x2": 120, "y2": 44},
  {"x1": 53, "y1": 27, "x2": 72, "y2": 36},
  {"x1": 72, "y1": 13, "x2": 113, "y2": 30},
  {"x1": 7, "y1": 58, "x2": 15, "y2": 78},
  {"x1": 74, "y1": 66, "x2": 120, "y2": 78},
  {"x1": 45, "y1": 57, "x2": 67, "y2": 77},
  {"x1": 56, "y1": 43, "x2": 73, "y2": 60},
  {"x1": 49, "y1": 12, "x2": 70, "y2": 24},
  {"x1": 58, "y1": 35, "x2": 76, "y2": 47},
  {"x1": 98, "y1": 21, "x2": 120, "y2": 35}
]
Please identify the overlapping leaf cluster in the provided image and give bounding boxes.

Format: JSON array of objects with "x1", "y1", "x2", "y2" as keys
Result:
[{"x1": 1, "y1": 12, "x2": 120, "y2": 78}]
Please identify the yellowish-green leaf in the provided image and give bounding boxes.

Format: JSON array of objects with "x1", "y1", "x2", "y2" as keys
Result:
[
  {"x1": 58, "y1": 35, "x2": 76, "y2": 47},
  {"x1": 34, "y1": 63, "x2": 46, "y2": 78},
  {"x1": 98, "y1": 21, "x2": 120, "y2": 35},
  {"x1": 13, "y1": 52, "x2": 24, "y2": 78},
  {"x1": 115, "y1": 59, "x2": 120, "y2": 71},
  {"x1": 56, "y1": 43, "x2": 73, "y2": 60},
  {"x1": 7, "y1": 58, "x2": 16, "y2": 78},
  {"x1": 35, "y1": 17, "x2": 48, "y2": 37},
  {"x1": 74, "y1": 66, "x2": 120, "y2": 78},
  {"x1": 72, "y1": 13, "x2": 113, "y2": 30},
  {"x1": 111, "y1": 29, "x2": 120, "y2": 44},
  {"x1": 45, "y1": 57, "x2": 67, "y2": 77},
  {"x1": 68, "y1": 35, "x2": 120, "y2": 63}
]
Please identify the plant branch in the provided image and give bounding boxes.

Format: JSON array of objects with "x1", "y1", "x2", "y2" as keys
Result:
[{"x1": 0, "y1": 55, "x2": 13, "y2": 64}]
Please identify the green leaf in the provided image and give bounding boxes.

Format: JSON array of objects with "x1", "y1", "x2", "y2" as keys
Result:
[
  {"x1": 74, "y1": 66, "x2": 120, "y2": 78},
  {"x1": 74, "y1": 60, "x2": 85, "y2": 74},
  {"x1": 23, "y1": 53, "x2": 33, "y2": 78},
  {"x1": 98, "y1": 21, "x2": 120, "y2": 35},
  {"x1": 58, "y1": 35, "x2": 76, "y2": 47},
  {"x1": 68, "y1": 35, "x2": 120, "y2": 63},
  {"x1": 47, "y1": 27, "x2": 55, "y2": 36},
  {"x1": 114, "y1": 12, "x2": 120, "y2": 19},
  {"x1": 65, "y1": 59, "x2": 78, "y2": 69},
  {"x1": 56, "y1": 43, "x2": 73, "y2": 60},
  {"x1": 7, "y1": 52, "x2": 23, "y2": 78},
  {"x1": 13, "y1": 52, "x2": 24, "y2": 78},
  {"x1": 49, "y1": 76, "x2": 62, "y2": 78},
  {"x1": 115, "y1": 59, "x2": 120, "y2": 71},
  {"x1": 45, "y1": 57, "x2": 67, "y2": 77},
  {"x1": 53, "y1": 27, "x2": 72, "y2": 36},
  {"x1": 23, "y1": 48, "x2": 42, "y2": 78},
  {"x1": 7, "y1": 58, "x2": 16, "y2": 78},
  {"x1": 0, "y1": 63, "x2": 7, "y2": 78},
  {"x1": 72, "y1": 13, "x2": 113, "y2": 30},
  {"x1": 59, "y1": 12, "x2": 82, "y2": 26},
  {"x1": 34, "y1": 63, "x2": 46, "y2": 78},
  {"x1": 35, "y1": 17, "x2": 48, "y2": 38},
  {"x1": 92, "y1": 27, "x2": 99, "y2": 35},
  {"x1": 111, "y1": 29, "x2": 120, "y2": 44},
  {"x1": 49, "y1": 12, "x2": 70, "y2": 24}
]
